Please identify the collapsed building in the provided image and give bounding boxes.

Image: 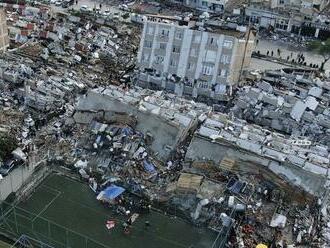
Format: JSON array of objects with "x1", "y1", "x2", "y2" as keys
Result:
[
  {"x1": 0, "y1": 2, "x2": 330, "y2": 247},
  {"x1": 186, "y1": 111, "x2": 329, "y2": 196},
  {"x1": 73, "y1": 86, "x2": 211, "y2": 161},
  {"x1": 231, "y1": 70, "x2": 330, "y2": 147},
  {"x1": 135, "y1": 16, "x2": 255, "y2": 101}
]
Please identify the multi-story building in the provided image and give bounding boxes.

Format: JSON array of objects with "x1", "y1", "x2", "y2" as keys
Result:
[
  {"x1": 245, "y1": 0, "x2": 330, "y2": 39},
  {"x1": 177, "y1": 0, "x2": 228, "y2": 13},
  {"x1": 0, "y1": 9, "x2": 9, "y2": 52},
  {"x1": 136, "y1": 17, "x2": 255, "y2": 101}
]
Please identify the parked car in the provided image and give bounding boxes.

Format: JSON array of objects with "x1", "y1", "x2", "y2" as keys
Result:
[
  {"x1": 0, "y1": 159, "x2": 19, "y2": 176},
  {"x1": 62, "y1": 1, "x2": 70, "y2": 8},
  {"x1": 95, "y1": 6, "x2": 101, "y2": 13},
  {"x1": 55, "y1": 0, "x2": 63, "y2": 6},
  {"x1": 80, "y1": 5, "x2": 88, "y2": 12},
  {"x1": 62, "y1": 0, "x2": 73, "y2": 8},
  {"x1": 102, "y1": 10, "x2": 111, "y2": 17},
  {"x1": 113, "y1": 12, "x2": 120, "y2": 19},
  {"x1": 119, "y1": 4, "x2": 130, "y2": 11}
]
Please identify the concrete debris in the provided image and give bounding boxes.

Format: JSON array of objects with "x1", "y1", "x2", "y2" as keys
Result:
[
  {"x1": 0, "y1": 1, "x2": 330, "y2": 247},
  {"x1": 231, "y1": 70, "x2": 330, "y2": 147}
]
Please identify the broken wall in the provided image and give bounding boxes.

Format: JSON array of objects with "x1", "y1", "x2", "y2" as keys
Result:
[
  {"x1": 186, "y1": 135, "x2": 327, "y2": 197},
  {"x1": 74, "y1": 90, "x2": 192, "y2": 161}
]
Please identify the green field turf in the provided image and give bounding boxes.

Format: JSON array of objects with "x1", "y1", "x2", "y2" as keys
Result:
[{"x1": 1, "y1": 174, "x2": 217, "y2": 248}]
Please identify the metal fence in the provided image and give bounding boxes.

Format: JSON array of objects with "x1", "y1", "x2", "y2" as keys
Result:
[
  {"x1": 11, "y1": 234, "x2": 55, "y2": 248},
  {"x1": 0, "y1": 166, "x2": 33, "y2": 201},
  {"x1": 0, "y1": 201, "x2": 109, "y2": 248}
]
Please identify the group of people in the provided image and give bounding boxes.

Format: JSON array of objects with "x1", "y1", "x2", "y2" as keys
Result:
[{"x1": 260, "y1": 49, "x2": 320, "y2": 68}]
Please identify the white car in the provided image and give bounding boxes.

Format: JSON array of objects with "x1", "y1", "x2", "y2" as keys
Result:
[
  {"x1": 119, "y1": 4, "x2": 129, "y2": 11},
  {"x1": 50, "y1": 0, "x2": 56, "y2": 4},
  {"x1": 102, "y1": 10, "x2": 111, "y2": 16},
  {"x1": 55, "y1": 0, "x2": 63, "y2": 6},
  {"x1": 80, "y1": 5, "x2": 88, "y2": 11}
]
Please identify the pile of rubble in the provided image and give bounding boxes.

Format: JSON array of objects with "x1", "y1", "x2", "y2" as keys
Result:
[{"x1": 231, "y1": 70, "x2": 330, "y2": 147}]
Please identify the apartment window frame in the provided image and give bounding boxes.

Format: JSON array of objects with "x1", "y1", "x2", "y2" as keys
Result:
[
  {"x1": 155, "y1": 55, "x2": 164, "y2": 64},
  {"x1": 223, "y1": 40, "x2": 233, "y2": 49},
  {"x1": 170, "y1": 58, "x2": 178, "y2": 67},
  {"x1": 175, "y1": 31, "x2": 183, "y2": 40},
  {"x1": 190, "y1": 48, "x2": 198, "y2": 57},
  {"x1": 147, "y1": 26, "x2": 154, "y2": 35},
  {"x1": 194, "y1": 34, "x2": 201, "y2": 43},
  {"x1": 202, "y1": 63, "x2": 214, "y2": 76},
  {"x1": 144, "y1": 40, "x2": 153, "y2": 48},
  {"x1": 187, "y1": 62, "x2": 195, "y2": 71},
  {"x1": 159, "y1": 43, "x2": 166, "y2": 50},
  {"x1": 142, "y1": 53, "x2": 150, "y2": 63},
  {"x1": 160, "y1": 29, "x2": 170, "y2": 37},
  {"x1": 221, "y1": 55, "x2": 231, "y2": 64},
  {"x1": 201, "y1": 1, "x2": 208, "y2": 6},
  {"x1": 172, "y1": 45, "x2": 181, "y2": 53},
  {"x1": 198, "y1": 81, "x2": 209, "y2": 89},
  {"x1": 219, "y1": 69, "x2": 227, "y2": 77},
  {"x1": 208, "y1": 36, "x2": 217, "y2": 46}
]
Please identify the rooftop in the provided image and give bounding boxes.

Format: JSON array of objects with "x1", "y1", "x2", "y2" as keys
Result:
[{"x1": 145, "y1": 16, "x2": 252, "y2": 39}]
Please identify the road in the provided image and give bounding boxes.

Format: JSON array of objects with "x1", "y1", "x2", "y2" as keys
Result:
[{"x1": 254, "y1": 39, "x2": 330, "y2": 72}]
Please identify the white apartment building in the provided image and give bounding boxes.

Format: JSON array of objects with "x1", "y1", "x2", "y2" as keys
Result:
[
  {"x1": 136, "y1": 17, "x2": 255, "y2": 101},
  {"x1": 0, "y1": 9, "x2": 9, "y2": 53}
]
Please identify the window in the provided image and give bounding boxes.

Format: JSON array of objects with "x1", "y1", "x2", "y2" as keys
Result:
[
  {"x1": 215, "y1": 84, "x2": 226, "y2": 94},
  {"x1": 194, "y1": 34, "x2": 201, "y2": 43},
  {"x1": 223, "y1": 40, "x2": 233, "y2": 49},
  {"x1": 160, "y1": 29, "x2": 169, "y2": 37},
  {"x1": 147, "y1": 26, "x2": 154, "y2": 35},
  {"x1": 155, "y1": 56, "x2": 164, "y2": 64},
  {"x1": 170, "y1": 58, "x2": 177, "y2": 67},
  {"x1": 208, "y1": 37, "x2": 217, "y2": 45},
  {"x1": 159, "y1": 43, "x2": 166, "y2": 50},
  {"x1": 198, "y1": 81, "x2": 209, "y2": 89},
  {"x1": 279, "y1": 0, "x2": 284, "y2": 4},
  {"x1": 219, "y1": 69, "x2": 227, "y2": 77},
  {"x1": 144, "y1": 40, "x2": 152, "y2": 48},
  {"x1": 142, "y1": 53, "x2": 150, "y2": 62},
  {"x1": 202, "y1": 64, "x2": 214, "y2": 76},
  {"x1": 190, "y1": 48, "x2": 197, "y2": 57},
  {"x1": 175, "y1": 31, "x2": 183, "y2": 39},
  {"x1": 205, "y1": 50, "x2": 216, "y2": 63},
  {"x1": 187, "y1": 62, "x2": 195, "y2": 70},
  {"x1": 202, "y1": 1, "x2": 208, "y2": 6},
  {"x1": 172, "y1": 45, "x2": 181, "y2": 53},
  {"x1": 221, "y1": 55, "x2": 230, "y2": 64}
]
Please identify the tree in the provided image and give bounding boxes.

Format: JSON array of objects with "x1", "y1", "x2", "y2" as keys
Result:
[
  {"x1": 0, "y1": 134, "x2": 17, "y2": 160},
  {"x1": 308, "y1": 38, "x2": 330, "y2": 71}
]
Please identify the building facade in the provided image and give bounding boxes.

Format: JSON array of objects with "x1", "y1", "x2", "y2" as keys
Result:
[
  {"x1": 136, "y1": 18, "x2": 255, "y2": 101},
  {"x1": 178, "y1": 0, "x2": 227, "y2": 13},
  {"x1": 0, "y1": 9, "x2": 9, "y2": 52}
]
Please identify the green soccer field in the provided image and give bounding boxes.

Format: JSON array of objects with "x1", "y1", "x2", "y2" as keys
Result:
[{"x1": 0, "y1": 173, "x2": 217, "y2": 248}]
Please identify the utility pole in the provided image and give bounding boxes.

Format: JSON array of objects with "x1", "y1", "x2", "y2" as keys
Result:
[{"x1": 238, "y1": 25, "x2": 252, "y2": 83}]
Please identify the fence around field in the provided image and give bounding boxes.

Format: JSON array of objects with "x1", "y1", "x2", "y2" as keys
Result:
[
  {"x1": 0, "y1": 201, "x2": 109, "y2": 248},
  {"x1": 0, "y1": 166, "x2": 33, "y2": 201}
]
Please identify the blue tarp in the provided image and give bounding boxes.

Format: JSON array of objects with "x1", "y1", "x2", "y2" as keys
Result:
[
  {"x1": 98, "y1": 185, "x2": 125, "y2": 201},
  {"x1": 121, "y1": 127, "x2": 134, "y2": 136},
  {"x1": 143, "y1": 160, "x2": 156, "y2": 173}
]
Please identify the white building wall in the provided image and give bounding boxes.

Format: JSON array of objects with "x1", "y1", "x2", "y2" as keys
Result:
[
  {"x1": 137, "y1": 21, "x2": 254, "y2": 99},
  {"x1": 177, "y1": 29, "x2": 193, "y2": 77}
]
